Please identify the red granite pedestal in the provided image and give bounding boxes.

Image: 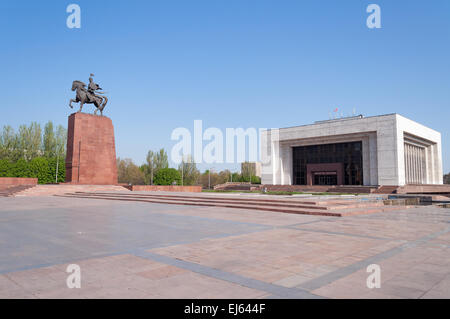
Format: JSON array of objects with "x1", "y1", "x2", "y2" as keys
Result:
[{"x1": 65, "y1": 113, "x2": 118, "y2": 185}]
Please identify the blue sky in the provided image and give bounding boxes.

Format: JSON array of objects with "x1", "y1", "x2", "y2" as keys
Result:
[{"x1": 0, "y1": 0, "x2": 449, "y2": 173}]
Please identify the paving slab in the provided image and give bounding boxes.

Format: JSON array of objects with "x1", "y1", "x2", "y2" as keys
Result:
[{"x1": 0, "y1": 195, "x2": 449, "y2": 298}]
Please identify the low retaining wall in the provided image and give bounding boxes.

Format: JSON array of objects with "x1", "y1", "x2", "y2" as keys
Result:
[
  {"x1": 398, "y1": 184, "x2": 450, "y2": 194},
  {"x1": 0, "y1": 177, "x2": 38, "y2": 185},
  {"x1": 262, "y1": 185, "x2": 329, "y2": 192},
  {"x1": 130, "y1": 185, "x2": 202, "y2": 192},
  {"x1": 214, "y1": 182, "x2": 251, "y2": 190},
  {"x1": 261, "y1": 185, "x2": 378, "y2": 194}
]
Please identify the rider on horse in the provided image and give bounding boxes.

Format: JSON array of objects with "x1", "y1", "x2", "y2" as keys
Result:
[
  {"x1": 87, "y1": 74, "x2": 102, "y2": 101},
  {"x1": 69, "y1": 74, "x2": 108, "y2": 115}
]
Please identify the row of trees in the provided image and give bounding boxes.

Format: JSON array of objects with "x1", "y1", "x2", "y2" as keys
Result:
[
  {"x1": 0, "y1": 122, "x2": 67, "y2": 183},
  {"x1": 200, "y1": 169, "x2": 261, "y2": 188},
  {"x1": 0, "y1": 157, "x2": 65, "y2": 184},
  {"x1": 0, "y1": 122, "x2": 66, "y2": 161},
  {"x1": 0, "y1": 124, "x2": 262, "y2": 187},
  {"x1": 117, "y1": 158, "x2": 185, "y2": 186},
  {"x1": 117, "y1": 149, "x2": 201, "y2": 186},
  {"x1": 117, "y1": 148, "x2": 261, "y2": 187}
]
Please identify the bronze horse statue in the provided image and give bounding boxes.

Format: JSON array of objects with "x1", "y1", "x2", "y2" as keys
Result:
[{"x1": 69, "y1": 80, "x2": 108, "y2": 115}]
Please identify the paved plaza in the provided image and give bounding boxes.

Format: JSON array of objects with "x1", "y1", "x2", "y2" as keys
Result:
[{"x1": 0, "y1": 194, "x2": 449, "y2": 299}]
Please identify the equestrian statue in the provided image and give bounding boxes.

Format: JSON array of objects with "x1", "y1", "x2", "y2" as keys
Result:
[{"x1": 69, "y1": 74, "x2": 108, "y2": 115}]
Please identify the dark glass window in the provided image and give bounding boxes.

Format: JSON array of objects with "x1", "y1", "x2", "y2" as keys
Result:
[
  {"x1": 293, "y1": 141, "x2": 363, "y2": 185},
  {"x1": 314, "y1": 174, "x2": 338, "y2": 185}
]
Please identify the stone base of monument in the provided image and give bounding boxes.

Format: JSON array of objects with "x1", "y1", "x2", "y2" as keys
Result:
[{"x1": 65, "y1": 113, "x2": 118, "y2": 185}]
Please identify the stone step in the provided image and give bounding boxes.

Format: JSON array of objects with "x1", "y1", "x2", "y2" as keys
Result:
[
  {"x1": 0, "y1": 185, "x2": 35, "y2": 197},
  {"x1": 73, "y1": 192, "x2": 333, "y2": 210},
  {"x1": 373, "y1": 186, "x2": 399, "y2": 194},
  {"x1": 56, "y1": 193, "x2": 342, "y2": 216},
  {"x1": 15, "y1": 184, "x2": 129, "y2": 196},
  {"x1": 57, "y1": 192, "x2": 408, "y2": 217},
  {"x1": 261, "y1": 185, "x2": 379, "y2": 194},
  {"x1": 88, "y1": 191, "x2": 372, "y2": 206},
  {"x1": 78, "y1": 191, "x2": 385, "y2": 211},
  {"x1": 328, "y1": 186, "x2": 378, "y2": 194}
]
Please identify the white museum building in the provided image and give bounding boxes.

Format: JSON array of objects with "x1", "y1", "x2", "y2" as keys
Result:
[{"x1": 261, "y1": 114, "x2": 443, "y2": 187}]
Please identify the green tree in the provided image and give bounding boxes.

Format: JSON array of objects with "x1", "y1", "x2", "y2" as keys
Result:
[
  {"x1": 17, "y1": 124, "x2": 30, "y2": 160},
  {"x1": 0, "y1": 157, "x2": 65, "y2": 184},
  {"x1": 145, "y1": 148, "x2": 169, "y2": 185},
  {"x1": 0, "y1": 159, "x2": 12, "y2": 177},
  {"x1": 178, "y1": 155, "x2": 200, "y2": 186},
  {"x1": 218, "y1": 169, "x2": 232, "y2": 184},
  {"x1": 199, "y1": 169, "x2": 224, "y2": 189},
  {"x1": 117, "y1": 158, "x2": 145, "y2": 185},
  {"x1": 11, "y1": 158, "x2": 30, "y2": 177},
  {"x1": 154, "y1": 148, "x2": 169, "y2": 171},
  {"x1": 0, "y1": 121, "x2": 67, "y2": 184},
  {"x1": 29, "y1": 157, "x2": 50, "y2": 184},
  {"x1": 18, "y1": 122, "x2": 42, "y2": 160},
  {"x1": 250, "y1": 175, "x2": 261, "y2": 184},
  {"x1": 47, "y1": 157, "x2": 66, "y2": 183},
  {"x1": 241, "y1": 162, "x2": 259, "y2": 183},
  {"x1": 55, "y1": 125, "x2": 67, "y2": 158},
  {"x1": 43, "y1": 121, "x2": 56, "y2": 158},
  {"x1": 139, "y1": 164, "x2": 150, "y2": 185},
  {"x1": 231, "y1": 172, "x2": 240, "y2": 183},
  {"x1": 145, "y1": 150, "x2": 156, "y2": 185},
  {"x1": 30, "y1": 122, "x2": 42, "y2": 158},
  {"x1": 0, "y1": 125, "x2": 18, "y2": 160},
  {"x1": 154, "y1": 168, "x2": 181, "y2": 186}
]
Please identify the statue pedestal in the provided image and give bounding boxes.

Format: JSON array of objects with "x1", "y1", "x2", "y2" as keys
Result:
[{"x1": 65, "y1": 113, "x2": 118, "y2": 185}]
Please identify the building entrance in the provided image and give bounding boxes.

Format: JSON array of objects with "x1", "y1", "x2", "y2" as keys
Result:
[
  {"x1": 313, "y1": 173, "x2": 338, "y2": 185},
  {"x1": 293, "y1": 141, "x2": 363, "y2": 185}
]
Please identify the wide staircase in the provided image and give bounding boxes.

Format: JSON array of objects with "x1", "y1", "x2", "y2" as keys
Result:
[
  {"x1": 372, "y1": 186, "x2": 399, "y2": 194},
  {"x1": 0, "y1": 185, "x2": 35, "y2": 197},
  {"x1": 15, "y1": 184, "x2": 129, "y2": 197},
  {"x1": 397, "y1": 184, "x2": 450, "y2": 195},
  {"x1": 56, "y1": 191, "x2": 411, "y2": 217},
  {"x1": 260, "y1": 185, "x2": 379, "y2": 194},
  {"x1": 329, "y1": 186, "x2": 379, "y2": 193},
  {"x1": 215, "y1": 184, "x2": 383, "y2": 194}
]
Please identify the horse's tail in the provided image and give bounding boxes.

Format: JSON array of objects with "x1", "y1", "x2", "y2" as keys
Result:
[{"x1": 100, "y1": 96, "x2": 108, "y2": 111}]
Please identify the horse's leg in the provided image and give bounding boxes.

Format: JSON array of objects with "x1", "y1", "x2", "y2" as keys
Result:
[
  {"x1": 69, "y1": 99, "x2": 74, "y2": 108},
  {"x1": 78, "y1": 102, "x2": 83, "y2": 113},
  {"x1": 96, "y1": 98, "x2": 104, "y2": 116},
  {"x1": 93, "y1": 100, "x2": 99, "y2": 115}
]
